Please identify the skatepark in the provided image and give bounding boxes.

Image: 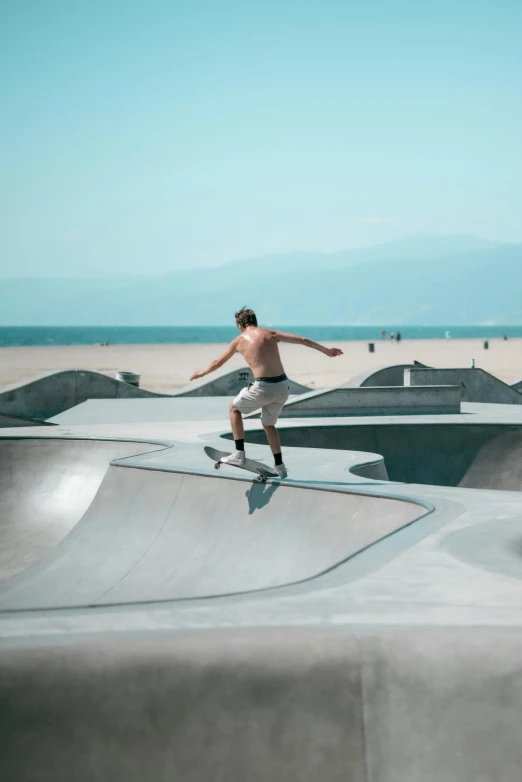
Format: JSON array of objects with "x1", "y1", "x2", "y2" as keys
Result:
[{"x1": 2, "y1": 365, "x2": 522, "y2": 781}]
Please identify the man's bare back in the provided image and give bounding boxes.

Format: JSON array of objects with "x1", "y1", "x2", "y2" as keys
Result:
[{"x1": 235, "y1": 327, "x2": 285, "y2": 378}]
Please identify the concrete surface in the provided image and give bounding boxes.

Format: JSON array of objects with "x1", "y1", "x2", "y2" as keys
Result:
[
  {"x1": 272, "y1": 385, "x2": 461, "y2": 417},
  {"x1": 0, "y1": 442, "x2": 420, "y2": 610},
  {"x1": 3, "y1": 396, "x2": 522, "y2": 780},
  {"x1": 406, "y1": 367, "x2": 522, "y2": 404},
  {"x1": 5, "y1": 626, "x2": 522, "y2": 782},
  {"x1": 49, "y1": 397, "x2": 238, "y2": 424},
  {"x1": 0, "y1": 438, "x2": 166, "y2": 582}
]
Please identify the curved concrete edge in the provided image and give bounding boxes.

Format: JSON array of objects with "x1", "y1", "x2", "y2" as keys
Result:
[
  {"x1": 0, "y1": 437, "x2": 169, "y2": 583},
  {"x1": 115, "y1": 428, "x2": 404, "y2": 494},
  {"x1": 343, "y1": 362, "x2": 429, "y2": 388},
  {"x1": 0, "y1": 370, "x2": 169, "y2": 420},
  {"x1": 171, "y1": 366, "x2": 311, "y2": 397},
  {"x1": 0, "y1": 434, "x2": 431, "y2": 611},
  {"x1": 512, "y1": 378, "x2": 522, "y2": 393},
  {"x1": 458, "y1": 429, "x2": 522, "y2": 490},
  {"x1": 350, "y1": 457, "x2": 389, "y2": 481}
]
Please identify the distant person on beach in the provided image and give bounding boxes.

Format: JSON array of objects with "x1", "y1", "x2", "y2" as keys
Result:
[
  {"x1": 390, "y1": 332, "x2": 395, "y2": 341},
  {"x1": 190, "y1": 307, "x2": 343, "y2": 478},
  {"x1": 396, "y1": 331, "x2": 402, "y2": 342},
  {"x1": 380, "y1": 329, "x2": 386, "y2": 340}
]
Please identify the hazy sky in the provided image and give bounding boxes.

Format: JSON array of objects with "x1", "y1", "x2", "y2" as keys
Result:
[{"x1": 1, "y1": 0, "x2": 521, "y2": 278}]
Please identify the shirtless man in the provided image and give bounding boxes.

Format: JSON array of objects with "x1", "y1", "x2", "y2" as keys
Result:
[{"x1": 190, "y1": 307, "x2": 343, "y2": 478}]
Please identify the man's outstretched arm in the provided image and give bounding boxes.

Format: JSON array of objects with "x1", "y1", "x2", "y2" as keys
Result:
[
  {"x1": 272, "y1": 330, "x2": 343, "y2": 357},
  {"x1": 190, "y1": 339, "x2": 239, "y2": 381}
]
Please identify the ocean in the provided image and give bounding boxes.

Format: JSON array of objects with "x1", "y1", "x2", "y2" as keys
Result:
[{"x1": 1, "y1": 325, "x2": 521, "y2": 347}]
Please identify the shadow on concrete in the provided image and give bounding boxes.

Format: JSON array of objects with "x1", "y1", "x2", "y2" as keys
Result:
[{"x1": 245, "y1": 480, "x2": 280, "y2": 515}]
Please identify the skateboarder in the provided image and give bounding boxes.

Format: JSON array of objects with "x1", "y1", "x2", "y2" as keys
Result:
[{"x1": 190, "y1": 307, "x2": 343, "y2": 478}]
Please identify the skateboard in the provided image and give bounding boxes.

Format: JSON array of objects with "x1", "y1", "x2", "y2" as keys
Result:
[{"x1": 204, "y1": 446, "x2": 277, "y2": 483}]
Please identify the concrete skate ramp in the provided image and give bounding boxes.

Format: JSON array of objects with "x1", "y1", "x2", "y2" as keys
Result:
[
  {"x1": 0, "y1": 439, "x2": 166, "y2": 582},
  {"x1": 459, "y1": 430, "x2": 522, "y2": 490},
  {"x1": 406, "y1": 367, "x2": 522, "y2": 405},
  {"x1": 0, "y1": 460, "x2": 424, "y2": 611},
  {"x1": 0, "y1": 370, "x2": 168, "y2": 419},
  {"x1": 343, "y1": 362, "x2": 428, "y2": 388},
  {"x1": 245, "y1": 422, "x2": 522, "y2": 489}
]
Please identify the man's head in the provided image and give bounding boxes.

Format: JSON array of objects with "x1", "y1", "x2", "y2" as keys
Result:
[{"x1": 235, "y1": 306, "x2": 258, "y2": 331}]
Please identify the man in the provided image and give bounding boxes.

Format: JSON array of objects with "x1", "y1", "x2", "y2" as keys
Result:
[{"x1": 190, "y1": 307, "x2": 343, "y2": 478}]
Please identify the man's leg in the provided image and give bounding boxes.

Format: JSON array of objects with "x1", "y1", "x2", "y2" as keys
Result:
[
  {"x1": 262, "y1": 423, "x2": 286, "y2": 477},
  {"x1": 260, "y1": 386, "x2": 289, "y2": 477},
  {"x1": 220, "y1": 403, "x2": 247, "y2": 466},
  {"x1": 230, "y1": 402, "x2": 245, "y2": 450},
  {"x1": 262, "y1": 423, "x2": 281, "y2": 456}
]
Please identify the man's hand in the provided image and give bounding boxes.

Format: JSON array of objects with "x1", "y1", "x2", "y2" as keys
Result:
[
  {"x1": 190, "y1": 370, "x2": 205, "y2": 381},
  {"x1": 323, "y1": 347, "x2": 343, "y2": 357}
]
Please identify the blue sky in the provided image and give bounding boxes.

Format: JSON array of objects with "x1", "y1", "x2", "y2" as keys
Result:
[{"x1": 1, "y1": 0, "x2": 521, "y2": 277}]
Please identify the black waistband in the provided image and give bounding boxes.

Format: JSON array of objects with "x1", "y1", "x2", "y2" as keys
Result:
[{"x1": 255, "y1": 373, "x2": 288, "y2": 383}]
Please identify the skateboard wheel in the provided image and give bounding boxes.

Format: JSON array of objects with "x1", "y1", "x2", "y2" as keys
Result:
[
  {"x1": 214, "y1": 463, "x2": 220, "y2": 470},
  {"x1": 256, "y1": 475, "x2": 265, "y2": 483}
]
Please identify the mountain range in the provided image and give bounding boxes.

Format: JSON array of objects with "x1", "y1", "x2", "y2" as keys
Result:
[{"x1": 1, "y1": 234, "x2": 521, "y2": 325}]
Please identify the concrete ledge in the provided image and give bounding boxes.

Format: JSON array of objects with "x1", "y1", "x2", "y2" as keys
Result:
[
  {"x1": 405, "y1": 368, "x2": 522, "y2": 405},
  {"x1": 265, "y1": 385, "x2": 462, "y2": 417},
  {"x1": 0, "y1": 412, "x2": 55, "y2": 428}
]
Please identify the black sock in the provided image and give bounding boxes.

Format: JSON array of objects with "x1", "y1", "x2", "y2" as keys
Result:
[
  {"x1": 274, "y1": 452, "x2": 283, "y2": 466},
  {"x1": 235, "y1": 439, "x2": 245, "y2": 452}
]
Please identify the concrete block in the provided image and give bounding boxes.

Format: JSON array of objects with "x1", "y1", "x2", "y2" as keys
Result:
[{"x1": 273, "y1": 385, "x2": 461, "y2": 417}]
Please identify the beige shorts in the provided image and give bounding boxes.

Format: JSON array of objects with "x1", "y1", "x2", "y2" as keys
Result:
[{"x1": 233, "y1": 379, "x2": 290, "y2": 426}]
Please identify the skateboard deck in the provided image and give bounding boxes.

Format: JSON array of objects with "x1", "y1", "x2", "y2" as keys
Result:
[{"x1": 204, "y1": 446, "x2": 277, "y2": 482}]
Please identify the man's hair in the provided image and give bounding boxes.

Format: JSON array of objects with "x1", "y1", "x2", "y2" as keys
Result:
[{"x1": 235, "y1": 307, "x2": 258, "y2": 329}]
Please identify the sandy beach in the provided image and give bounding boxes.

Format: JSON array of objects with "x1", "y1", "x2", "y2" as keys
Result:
[{"x1": 0, "y1": 337, "x2": 521, "y2": 394}]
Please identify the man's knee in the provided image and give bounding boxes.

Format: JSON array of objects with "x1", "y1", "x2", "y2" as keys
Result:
[
  {"x1": 230, "y1": 402, "x2": 240, "y2": 415},
  {"x1": 262, "y1": 422, "x2": 276, "y2": 431}
]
